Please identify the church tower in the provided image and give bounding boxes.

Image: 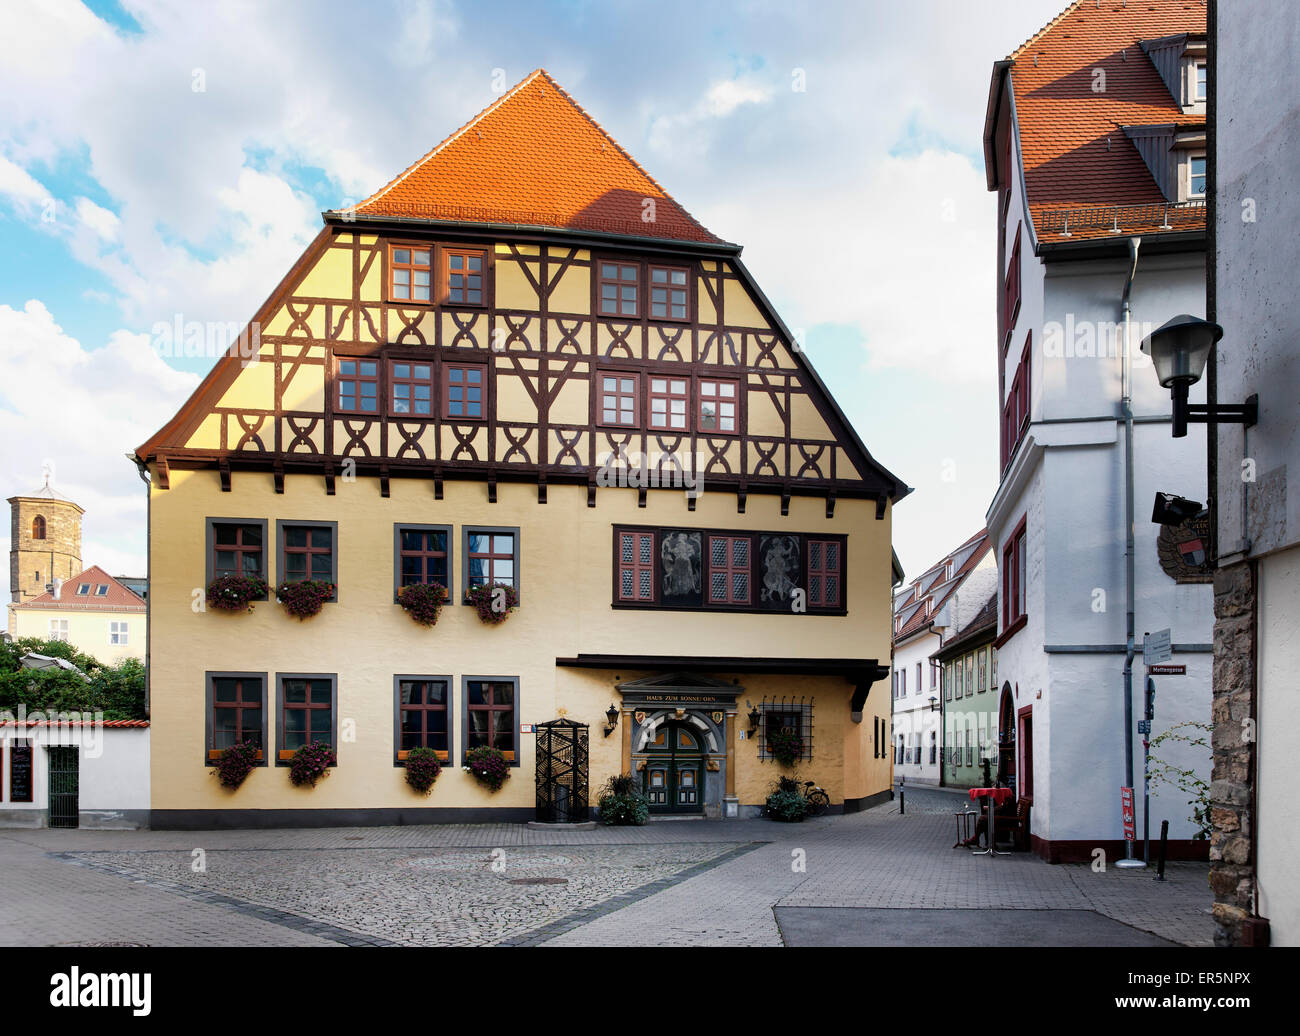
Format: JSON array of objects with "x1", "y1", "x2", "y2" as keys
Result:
[{"x1": 8, "y1": 472, "x2": 83, "y2": 610}]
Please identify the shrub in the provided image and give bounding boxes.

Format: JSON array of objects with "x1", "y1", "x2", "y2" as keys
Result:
[
  {"x1": 276, "y1": 580, "x2": 335, "y2": 620},
  {"x1": 397, "y1": 582, "x2": 450, "y2": 627},
  {"x1": 288, "y1": 741, "x2": 336, "y2": 787},
  {"x1": 206, "y1": 575, "x2": 269, "y2": 612},
  {"x1": 404, "y1": 746, "x2": 443, "y2": 794},
  {"x1": 0, "y1": 654, "x2": 145, "y2": 720},
  {"x1": 465, "y1": 582, "x2": 519, "y2": 625},
  {"x1": 598, "y1": 773, "x2": 649, "y2": 826},
  {"x1": 214, "y1": 741, "x2": 261, "y2": 789},
  {"x1": 764, "y1": 775, "x2": 809, "y2": 822},
  {"x1": 766, "y1": 729, "x2": 803, "y2": 767},
  {"x1": 464, "y1": 746, "x2": 510, "y2": 791}
]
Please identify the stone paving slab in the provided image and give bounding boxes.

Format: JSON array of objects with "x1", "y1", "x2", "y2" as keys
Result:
[
  {"x1": 775, "y1": 907, "x2": 1177, "y2": 946},
  {"x1": 54, "y1": 841, "x2": 755, "y2": 947}
]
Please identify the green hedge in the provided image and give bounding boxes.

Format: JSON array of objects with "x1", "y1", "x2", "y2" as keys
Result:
[{"x1": 0, "y1": 638, "x2": 145, "y2": 720}]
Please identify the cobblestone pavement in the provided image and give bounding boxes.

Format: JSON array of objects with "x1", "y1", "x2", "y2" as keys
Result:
[{"x1": 0, "y1": 799, "x2": 1215, "y2": 948}]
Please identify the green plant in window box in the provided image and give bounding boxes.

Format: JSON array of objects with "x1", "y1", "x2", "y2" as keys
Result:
[
  {"x1": 766, "y1": 729, "x2": 803, "y2": 768},
  {"x1": 206, "y1": 575, "x2": 268, "y2": 613},
  {"x1": 213, "y1": 741, "x2": 260, "y2": 789},
  {"x1": 465, "y1": 582, "x2": 519, "y2": 625},
  {"x1": 403, "y1": 746, "x2": 443, "y2": 794},
  {"x1": 763, "y1": 774, "x2": 809, "y2": 822},
  {"x1": 288, "y1": 741, "x2": 336, "y2": 787},
  {"x1": 276, "y1": 580, "x2": 335, "y2": 620},
  {"x1": 397, "y1": 582, "x2": 450, "y2": 627},
  {"x1": 597, "y1": 773, "x2": 649, "y2": 826},
  {"x1": 463, "y1": 745, "x2": 510, "y2": 791}
]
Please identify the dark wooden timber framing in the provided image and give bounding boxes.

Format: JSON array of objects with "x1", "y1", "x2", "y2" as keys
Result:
[{"x1": 135, "y1": 216, "x2": 909, "y2": 513}]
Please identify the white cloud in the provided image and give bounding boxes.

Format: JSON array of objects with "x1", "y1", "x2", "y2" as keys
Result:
[
  {"x1": 648, "y1": 77, "x2": 774, "y2": 157},
  {"x1": 0, "y1": 153, "x2": 52, "y2": 212},
  {"x1": 74, "y1": 196, "x2": 120, "y2": 240},
  {"x1": 0, "y1": 299, "x2": 200, "y2": 599}
]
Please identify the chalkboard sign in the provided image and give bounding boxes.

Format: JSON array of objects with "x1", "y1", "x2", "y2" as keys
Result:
[{"x1": 9, "y1": 742, "x2": 33, "y2": 803}]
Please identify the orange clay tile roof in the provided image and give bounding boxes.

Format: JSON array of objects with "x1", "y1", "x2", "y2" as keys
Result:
[
  {"x1": 893, "y1": 530, "x2": 991, "y2": 641},
  {"x1": 0, "y1": 720, "x2": 150, "y2": 728},
  {"x1": 345, "y1": 69, "x2": 723, "y2": 245},
  {"x1": 15, "y1": 565, "x2": 146, "y2": 611},
  {"x1": 1008, "y1": 0, "x2": 1206, "y2": 242}
]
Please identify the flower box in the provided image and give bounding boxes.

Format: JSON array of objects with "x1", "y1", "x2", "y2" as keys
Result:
[
  {"x1": 397, "y1": 750, "x2": 449, "y2": 762},
  {"x1": 209, "y1": 748, "x2": 263, "y2": 762}
]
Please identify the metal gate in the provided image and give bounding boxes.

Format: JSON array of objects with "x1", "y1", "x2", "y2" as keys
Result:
[
  {"x1": 47, "y1": 747, "x2": 79, "y2": 829},
  {"x1": 535, "y1": 719, "x2": 589, "y2": 823}
]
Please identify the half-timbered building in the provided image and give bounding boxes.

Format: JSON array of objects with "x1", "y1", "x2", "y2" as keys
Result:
[{"x1": 136, "y1": 70, "x2": 907, "y2": 827}]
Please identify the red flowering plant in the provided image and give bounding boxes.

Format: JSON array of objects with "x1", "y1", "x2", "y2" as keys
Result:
[
  {"x1": 206, "y1": 575, "x2": 268, "y2": 613},
  {"x1": 213, "y1": 741, "x2": 260, "y2": 789},
  {"x1": 465, "y1": 582, "x2": 519, "y2": 625},
  {"x1": 397, "y1": 582, "x2": 450, "y2": 627},
  {"x1": 463, "y1": 746, "x2": 510, "y2": 791},
  {"x1": 276, "y1": 580, "x2": 335, "y2": 620},
  {"x1": 404, "y1": 746, "x2": 443, "y2": 794},
  {"x1": 288, "y1": 741, "x2": 336, "y2": 787}
]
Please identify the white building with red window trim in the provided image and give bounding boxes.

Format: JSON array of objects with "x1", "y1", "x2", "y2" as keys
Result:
[
  {"x1": 891, "y1": 530, "x2": 994, "y2": 786},
  {"x1": 982, "y1": 0, "x2": 1214, "y2": 862}
]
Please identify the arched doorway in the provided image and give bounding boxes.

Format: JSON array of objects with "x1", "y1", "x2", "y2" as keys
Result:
[
  {"x1": 643, "y1": 721, "x2": 704, "y2": 815},
  {"x1": 998, "y1": 683, "x2": 1016, "y2": 794}
]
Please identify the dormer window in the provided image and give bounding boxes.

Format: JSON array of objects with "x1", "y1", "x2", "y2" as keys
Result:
[
  {"x1": 1189, "y1": 154, "x2": 1207, "y2": 198},
  {"x1": 1195, "y1": 63, "x2": 1207, "y2": 102}
]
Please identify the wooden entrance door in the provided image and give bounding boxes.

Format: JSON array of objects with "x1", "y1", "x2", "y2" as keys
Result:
[{"x1": 643, "y1": 722, "x2": 704, "y2": 814}]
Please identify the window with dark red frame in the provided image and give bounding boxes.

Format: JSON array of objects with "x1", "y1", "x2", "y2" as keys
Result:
[
  {"x1": 281, "y1": 677, "x2": 333, "y2": 752},
  {"x1": 443, "y1": 363, "x2": 484, "y2": 419},
  {"x1": 390, "y1": 246, "x2": 431, "y2": 303},
  {"x1": 707, "y1": 535, "x2": 751, "y2": 605},
  {"x1": 598, "y1": 372, "x2": 638, "y2": 427},
  {"x1": 337, "y1": 358, "x2": 379, "y2": 414},
  {"x1": 390, "y1": 360, "x2": 433, "y2": 416},
  {"x1": 398, "y1": 678, "x2": 449, "y2": 754},
  {"x1": 1002, "y1": 520, "x2": 1027, "y2": 631},
  {"x1": 1004, "y1": 227, "x2": 1021, "y2": 350},
  {"x1": 467, "y1": 531, "x2": 516, "y2": 590},
  {"x1": 443, "y1": 249, "x2": 485, "y2": 306},
  {"x1": 698, "y1": 378, "x2": 738, "y2": 434},
  {"x1": 465, "y1": 680, "x2": 515, "y2": 756},
  {"x1": 598, "y1": 261, "x2": 639, "y2": 317},
  {"x1": 648, "y1": 265, "x2": 689, "y2": 321},
  {"x1": 283, "y1": 526, "x2": 333, "y2": 583},
  {"x1": 618, "y1": 530, "x2": 655, "y2": 602},
  {"x1": 807, "y1": 539, "x2": 841, "y2": 608},
  {"x1": 398, "y1": 528, "x2": 448, "y2": 589},
  {"x1": 649, "y1": 376, "x2": 689, "y2": 431},
  {"x1": 213, "y1": 523, "x2": 264, "y2": 579},
  {"x1": 1001, "y1": 334, "x2": 1031, "y2": 470},
  {"x1": 212, "y1": 676, "x2": 263, "y2": 752}
]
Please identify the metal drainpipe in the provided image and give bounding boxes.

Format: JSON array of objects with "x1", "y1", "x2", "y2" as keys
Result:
[
  {"x1": 1119, "y1": 236, "x2": 1142, "y2": 866},
  {"x1": 130, "y1": 455, "x2": 152, "y2": 718}
]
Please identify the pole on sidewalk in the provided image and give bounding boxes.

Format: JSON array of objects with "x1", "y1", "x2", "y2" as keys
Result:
[{"x1": 1155, "y1": 820, "x2": 1169, "y2": 881}]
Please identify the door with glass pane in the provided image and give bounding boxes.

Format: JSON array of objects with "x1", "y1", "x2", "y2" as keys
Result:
[{"x1": 643, "y1": 721, "x2": 704, "y2": 815}]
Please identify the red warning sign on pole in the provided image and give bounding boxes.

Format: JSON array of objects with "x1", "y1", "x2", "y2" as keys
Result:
[{"x1": 1121, "y1": 786, "x2": 1136, "y2": 840}]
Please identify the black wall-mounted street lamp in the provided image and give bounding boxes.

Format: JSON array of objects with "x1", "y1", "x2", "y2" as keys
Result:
[
  {"x1": 1140, "y1": 314, "x2": 1258, "y2": 438},
  {"x1": 603, "y1": 704, "x2": 619, "y2": 737},
  {"x1": 929, "y1": 695, "x2": 939, "y2": 713},
  {"x1": 747, "y1": 704, "x2": 762, "y2": 732}
]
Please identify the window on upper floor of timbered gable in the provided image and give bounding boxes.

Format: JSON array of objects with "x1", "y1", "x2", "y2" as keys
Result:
[
  {"x1": 648, "y1": 376, "x2": 689, "y2": 432},
  {"x1": 389, "y1": 246, "x2": 432, "y2": 303},
  {"x1": 443, "y1": 249, "x2": 486, "y2": 306},
  {"x1": 598, "y1": 371, "x2": 639, "y2": 428},
  {"x1": 598, "y1": 261, "x2": 639, "y2": 318},
  {"x1": 337, "y1": 358, "x2": 379, "y2": 414},
  {"x1": 698, "y1": 378, "x2": 738, "y2": 434},
  {"x1": 648, "y1": 265, "x2": 689, "y2": 321},
  {"x1": 390, "y1": 360, "x2": 434, "y2": 417},
  {"x1": 443, "y1": 363, "x2": 485, "y2": 420}
]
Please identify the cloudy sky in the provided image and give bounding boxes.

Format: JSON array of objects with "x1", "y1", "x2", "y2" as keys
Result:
[{"x1": 0, "y1": 0, "x2": 1068, "y2": 596}]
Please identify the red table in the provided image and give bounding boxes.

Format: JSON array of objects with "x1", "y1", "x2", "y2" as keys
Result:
[{"x1": 969, "y1": 787, "x2": 1013, "y2": 856}]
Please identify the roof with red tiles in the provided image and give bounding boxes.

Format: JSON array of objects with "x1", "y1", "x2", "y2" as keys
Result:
[
  {"x1": 996, "y1": 0, "x2": 1206, "y2": 243},
  {"x1": 893, "y1": 530, "x2": 991, "y2": 642},
  {"x1": 0, "y1": 720, "x2": 149, "y2": 728},
  {"x1": 342, "y1": 69, "x2": 723, "y2": 245},
  {"x1": 14, "y1": 565, "x2": 146, "y2": 611}
]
